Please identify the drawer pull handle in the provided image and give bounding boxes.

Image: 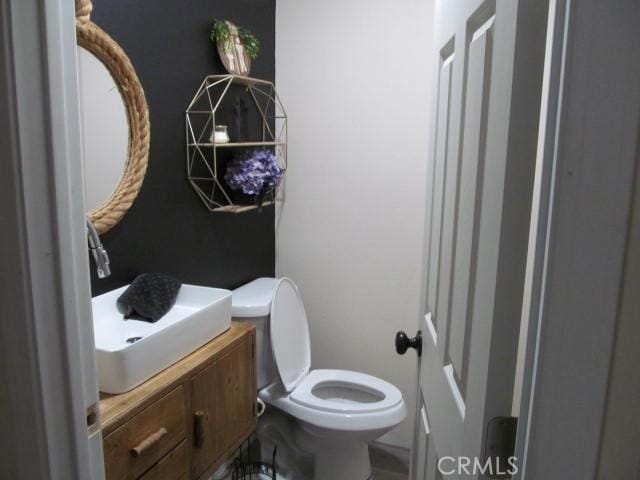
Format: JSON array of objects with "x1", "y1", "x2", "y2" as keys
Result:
[
  {"x1": 130, "y1": 428, "x2": 168, "y2": 457},
  {"x1": 194, "y1": 410, "x2": 206, "y2": 448}
]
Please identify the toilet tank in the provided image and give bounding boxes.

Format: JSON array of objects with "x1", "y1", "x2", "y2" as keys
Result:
[{"x1": 232, "y1": 278, "x2": 279, "y2": 390}]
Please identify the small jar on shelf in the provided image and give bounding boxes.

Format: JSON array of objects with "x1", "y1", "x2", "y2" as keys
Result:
[{"x1": 211, "y1": 125, "x2": 230, "y2": 144}]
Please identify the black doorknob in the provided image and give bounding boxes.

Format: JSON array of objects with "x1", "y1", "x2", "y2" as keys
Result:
[{"x1": 395, "y1": 331, "x2": 422, "y2": 356}]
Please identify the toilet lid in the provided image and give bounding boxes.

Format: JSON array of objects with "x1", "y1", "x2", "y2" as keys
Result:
[{"x1": 270, "y1": 278, "x2": 311, "y2": 392}]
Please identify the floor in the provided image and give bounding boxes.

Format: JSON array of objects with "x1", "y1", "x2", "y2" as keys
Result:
[{"x1": 370, "y1": 443, "x2": 410, "y2": 480}]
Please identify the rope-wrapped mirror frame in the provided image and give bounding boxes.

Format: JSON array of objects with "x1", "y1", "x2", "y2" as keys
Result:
[{"x1": 76, "y1": 0, "x2": 150, "y2": 234}]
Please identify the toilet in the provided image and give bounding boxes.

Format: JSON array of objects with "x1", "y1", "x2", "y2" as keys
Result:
[{"x1": 232, "y1": 277, "x2": 407, "y2": 480}]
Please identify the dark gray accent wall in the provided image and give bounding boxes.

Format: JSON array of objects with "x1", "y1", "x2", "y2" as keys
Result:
[{"x1": 89, "y1": 0, "x2": 276, "y2": 295}]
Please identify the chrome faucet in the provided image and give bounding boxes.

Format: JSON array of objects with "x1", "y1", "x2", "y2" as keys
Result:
[{"x1": 86, "y1": 218, "x2": 111, "y2": 278}]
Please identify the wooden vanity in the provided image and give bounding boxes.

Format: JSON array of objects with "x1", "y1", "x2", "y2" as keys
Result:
[{"x1": 99, "y1": 322, "x2": 257, "y2": 480}]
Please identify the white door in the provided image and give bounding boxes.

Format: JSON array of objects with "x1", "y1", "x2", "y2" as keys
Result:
[{"x1": 398, "y1": 1, "x2": 547, "y2": 479}]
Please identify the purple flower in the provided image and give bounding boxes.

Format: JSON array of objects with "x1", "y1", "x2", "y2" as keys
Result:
[{"x1": 224, "y1": 149, "x2": 284, "y2": 196}]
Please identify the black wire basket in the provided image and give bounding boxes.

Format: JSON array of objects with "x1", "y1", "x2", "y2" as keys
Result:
[{"x1": 231, "y1": 435, "x2": 278, "y2": 480}]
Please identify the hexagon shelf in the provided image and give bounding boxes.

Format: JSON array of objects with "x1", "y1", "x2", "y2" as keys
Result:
[{"x1": 185, "y1": 75, "x2": 287, "y2": 212}]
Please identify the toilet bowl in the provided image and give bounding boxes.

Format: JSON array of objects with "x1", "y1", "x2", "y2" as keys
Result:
[{"x1": 232, "y1": 277, "x2": 407, "y2": 480}]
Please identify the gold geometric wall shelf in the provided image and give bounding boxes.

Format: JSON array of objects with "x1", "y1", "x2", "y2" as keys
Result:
[{"x1": 185, "y1": 75, "x2": 287, "y2": 212}]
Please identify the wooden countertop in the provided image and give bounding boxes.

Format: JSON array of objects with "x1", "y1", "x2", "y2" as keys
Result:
[{"x1": 99, "y1": 321, "x2": 255, "y2": 435}]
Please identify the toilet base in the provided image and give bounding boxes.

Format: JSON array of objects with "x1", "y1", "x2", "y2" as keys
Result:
[
  {"x1": 311, "y1": 438, "x2": 371, "y2": 480},
  {"x1": 295, "y1": 421, "x2": 384, "y2": 480}
]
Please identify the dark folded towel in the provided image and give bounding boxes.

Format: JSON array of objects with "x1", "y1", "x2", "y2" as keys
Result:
[{"x1": 117, "y1": 273, "x2": 182, "y2": 322}]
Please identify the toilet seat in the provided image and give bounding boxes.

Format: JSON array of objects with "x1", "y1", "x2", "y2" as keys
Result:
[
  {"x1": 290, "y1": 369, "x2": 403, "y2": 414},
  {"x1": 259, "y1": 374, "x2": 407, "y2": 432},
  {"x1": 263, "y1": 278, "x2": 407, "y2": 432}
]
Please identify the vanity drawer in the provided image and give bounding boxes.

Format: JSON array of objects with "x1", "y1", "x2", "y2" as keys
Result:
[
  {"x1": 138, "y1": 440, "x2": 188, "y2": 480},
  {"x1": 103, "y1": 386, "x2": 187, "y2": 480}
]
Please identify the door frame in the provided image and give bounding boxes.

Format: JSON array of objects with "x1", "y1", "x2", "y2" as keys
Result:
[
  {"x1": 514, "y1": 0, "x2": 640, "y2": 478},
  {"x1": 0, "y1": 0, "x2": 104, "y2": 478}
]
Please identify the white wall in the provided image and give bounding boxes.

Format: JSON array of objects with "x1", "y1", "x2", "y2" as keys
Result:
[{"x1": 275, "y1": 0, "x2": 435, "y2": 448}]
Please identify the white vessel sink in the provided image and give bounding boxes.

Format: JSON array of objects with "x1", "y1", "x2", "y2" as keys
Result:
[{"x1": 92, "y1": 284, "x2": 232, "y2": 394}]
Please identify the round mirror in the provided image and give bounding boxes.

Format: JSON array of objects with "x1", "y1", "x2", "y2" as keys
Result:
[
  {"x1": 76, "y1": 18, "x2": 150, "y2": 234},
  {"x1": 78, "y1": 47, "x2": 129, "y2": 212}
]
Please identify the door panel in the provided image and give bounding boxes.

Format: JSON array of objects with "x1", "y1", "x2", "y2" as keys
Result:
[
  {"x1": 427, "y1": 50, "x2": 455, "y2": 331},
  {"x1": 414, "y1": 402, "x2": 429, "y2": 480},
  {"x1": 416, "y1": 401, "x2": 445, "y2": 480},
  {"x1": 413, "y1": 0, "x2": 547, "y2": 478},
  {"x1": 447, "y1": 14, "x2": 494, "y2": 395},
  {"x1": 421, "y1": 312, "x2": 464, "y2": 459}
]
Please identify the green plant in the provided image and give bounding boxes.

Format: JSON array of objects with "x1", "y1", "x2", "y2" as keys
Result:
[{"x1": 210, "y1": 20, "x2": 260, "y2": 60}]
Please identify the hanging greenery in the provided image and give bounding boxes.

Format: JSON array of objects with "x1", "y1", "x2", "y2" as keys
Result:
[{"x1": 210, "y1": 20, "x2": 260, "y2": 60}]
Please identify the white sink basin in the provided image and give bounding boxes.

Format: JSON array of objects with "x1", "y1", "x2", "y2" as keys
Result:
[{"x1": 92, "y1": 284, "x2": 232, "y2": 394}]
